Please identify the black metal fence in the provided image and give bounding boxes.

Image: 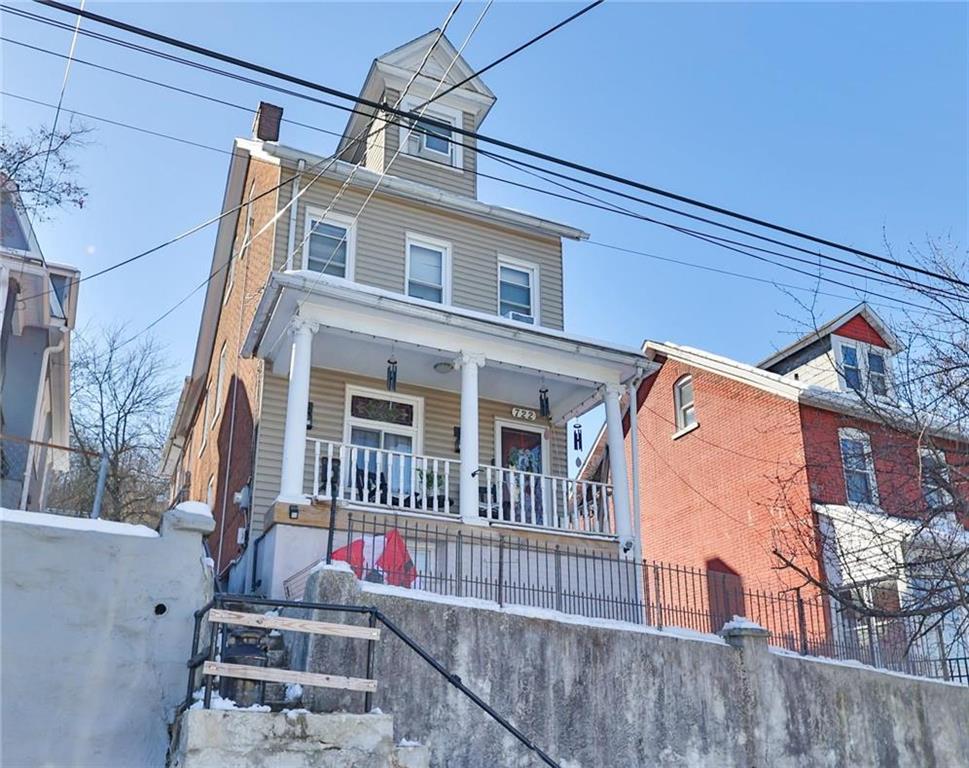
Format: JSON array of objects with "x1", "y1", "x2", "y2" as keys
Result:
[{"x1": 282, "y1": 512, "x2": 968, "y2": 686}]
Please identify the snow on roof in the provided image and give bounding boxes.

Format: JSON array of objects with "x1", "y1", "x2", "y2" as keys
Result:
[{"x1": 0, "y1": 508, "x2": 158, "y2": 538}]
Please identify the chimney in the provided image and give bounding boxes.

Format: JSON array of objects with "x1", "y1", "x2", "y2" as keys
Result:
[{"x1": 252, "y1": 102, "x2": 283, "y2": 142}]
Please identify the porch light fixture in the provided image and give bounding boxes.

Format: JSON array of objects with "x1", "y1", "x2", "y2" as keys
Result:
[
  {"x1": 539, "y1": 387, "x2": 550, "y2": 419},
  {"x1": 453, "y1": 426, "x2": 461, "y2": 453},
  {"x1": 573, "y1": 423, "x2": 583, "y2": 452},
  {"x1": 433, "y1": 361, "x2": 454, "y2": 374},
  {"x1": 386, "y1": 356, "x2": 398, "y2": 392},
  {"x1": 288, "y1": 504, "x2": 299, "y2": 520},
  {"x1": 306, "y1": 401, "x2": 314, "y2": 431}
]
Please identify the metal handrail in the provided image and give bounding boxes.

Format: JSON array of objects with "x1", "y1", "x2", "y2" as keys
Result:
[{"x1": 185, "y1": 593, "x2": 562, "y2": 768}]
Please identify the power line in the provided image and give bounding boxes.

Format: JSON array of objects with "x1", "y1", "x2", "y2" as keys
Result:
[
  {"x1": 30, "y1": 0, "x2": 969, "y2": 290},
  {"x1": 12, "y1": 5, "x2": 963, "y2": 299},
  {"x1": 414, "y1": 0, "x2": 604, "y2": 110}
]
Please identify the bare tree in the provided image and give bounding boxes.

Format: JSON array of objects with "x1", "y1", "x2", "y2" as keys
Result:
[
  {"x1": 770, "y1": 238, "x2": 969, "y2": 664},
  {"x1": 48, "y1": 326, "x2": 178, "y2": 526},
  {"x1": 0, "y1": 120, "x2": 91, "y2": 219}
]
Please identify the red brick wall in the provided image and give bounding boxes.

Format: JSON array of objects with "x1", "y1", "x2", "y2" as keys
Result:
[
  {"x1": 834, "y1": 315, "x2": 889, "y2": 348},
  {"x1": 800, "y1": 405, "x2": 967, "y2": 523},
  {"x1": 633, "y1": 358, "x2": 820, "y2": 593},
  {"x1": 182, "y1": 155, "x2": 281, "y2": 574}
]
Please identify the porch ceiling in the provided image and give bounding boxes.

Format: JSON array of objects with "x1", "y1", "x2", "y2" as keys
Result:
[{"x1": 245, "y1": 273, "x2": 651, "y2": 423}]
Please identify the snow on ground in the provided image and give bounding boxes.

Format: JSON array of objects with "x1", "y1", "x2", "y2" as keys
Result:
[
  {"x1": 720, "y1": 616, "x2": 767, "y2": 633},
  {"x1": 0, "y1": 507, "x2": 158, "y2": 538},
  {"x1": 189, "y1": 688, "x2": 271, "y2": 712},
  {"x1": 771, "y1": 647, "x2": 967, "y2": 688},
  {"x1": 357, "y1": 579, "x2": 726, "y2": 645},
  {"x1": 284, "y1": 683, "x2": 303, "y2": 701}
]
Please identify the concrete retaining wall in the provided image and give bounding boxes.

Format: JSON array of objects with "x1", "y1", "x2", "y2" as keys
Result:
[
  {"x1": 301, "y1": 566, "x2": 969, "y2": 768},
  {"x1": 0, "y1": 503, "x2": 215, "y2": 767}
]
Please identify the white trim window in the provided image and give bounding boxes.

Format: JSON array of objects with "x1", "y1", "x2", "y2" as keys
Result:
[
  {"x1": 919, "y1": 447, "x2": 952, "y2": 511},
  {"x1": 302, "y1": 209, "x2": 355, "y2": 279},
  {"x1": 673, "y1": 375, "x2": 696, "y2": 431},
  {"x1": 405, "y1": 233, "x2": 451, "y2": 304},
  {"x1": 498, "y1": 257, "x2": 539, "y2": 324},
  {"x1": 214, "y1": 343, "x2": 227, "y2": 421},
  {"x1": 344, "y1": 385, "x2": 424, "y2": 455},
  {"x1": 199, "y1": 387, "x2": 210, "y2": 455},
  {"x1": 399, "y1": 97, "x2": 463, "y2": 170},
  {"x1": 839, "y1": 428, "x2": 878, "y2": 506},
  {"x1": 834, "y1": 337, "x2": 892, "y2": 397}
]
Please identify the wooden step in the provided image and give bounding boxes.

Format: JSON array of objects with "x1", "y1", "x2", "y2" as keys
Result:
[
  {"x1": 208, "y1": 608, "x2": 380, "y2": 641},
  {"x1": 202, "y1": 661, "x2": 377, "y2": 693}
]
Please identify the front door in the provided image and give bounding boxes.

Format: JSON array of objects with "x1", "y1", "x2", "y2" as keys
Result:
[{"x1": 495, "y1": 422, "x2": 547, "y2": 525}]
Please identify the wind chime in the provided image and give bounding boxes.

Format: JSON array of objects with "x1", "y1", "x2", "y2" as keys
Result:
[
  {"x1": 386, "y1": 346, "x2": 398, "y2": 392},
  {"x1": 538, "y1": 384, "x2": 550, "y2": 419},
  {"x1": 573, "y1": 422, "x2": 583, "y2": 452}
]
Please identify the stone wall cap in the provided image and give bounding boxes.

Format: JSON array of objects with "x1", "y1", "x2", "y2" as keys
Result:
[{"x1": 161, "y1": 502, "x2": 216, "y2": 536}]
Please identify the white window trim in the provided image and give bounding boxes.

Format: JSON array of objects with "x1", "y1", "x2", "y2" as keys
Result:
[
  {"x1": 198, "y1": 388, "x2": 210, "y2": 456},
  {"x1": 832, "y1": 335, "x2": 893, "y2": 398},
  {"x1": 838, "y1": 427, "x2": 880, "y2": 507},
  {"x1": 301, "y1": 208, "x2": 356, "y2": 280},
  {"x1": 214, "y1": 343, "x2": 227, "y2": 421},
  {"x1": 493, "y1": 418, "x2": 550, "y2": 476},
  {"x1": 404, "y1": 232, "x2": 452, "y2": 305},
  {"x1": 673, "y1": 374, "x2": 697, "y2": 433},
  {"x1": 497, "y1": 255, "x2": 540, "y2": 325},
  {"x1": 398, "y1": 96, "x2": 464, "y2": 172},
  {"x1": 342, "y1": 384, "x2": 424, "y2": 455}
]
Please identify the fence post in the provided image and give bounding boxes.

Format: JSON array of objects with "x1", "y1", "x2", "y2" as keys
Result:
[
  {"x1": 653, "y1": 566, "x2": 664, "y2": 630},
  {"x1": 325, "y1": 463, "x2": 339, "y2": 564},
  {"x1": 364, "y1": 610, "x2": 378, "y2": 713},
  {"x1": 796, "y1": 588, "x2": 809, "y2": 655},
  {"x1": 91, "y1": 450, "x2": 109, "y2": 519},
  {"x1": 554, "y1": 545, "x2": 563, "y2": 613},
  {"x1": 865, "y1": 616, "x2": 879, "y2": 667},
  {"x1": 497, "y1": 535, "x2": 504, "y2": 607},
  {"x1": 455, "y1": 530, "x2": 464, "y2": 598},
  {"x1": 935, "y1": 624, "x2": 950, "y2": 682}
]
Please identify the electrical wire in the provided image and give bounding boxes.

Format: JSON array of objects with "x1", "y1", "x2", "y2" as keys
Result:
[{"x1": 28, "y1": 0, "x2": 969, "y2": 290}]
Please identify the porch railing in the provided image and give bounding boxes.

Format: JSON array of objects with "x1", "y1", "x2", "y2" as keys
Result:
[
  {"x1": 309, "y1": 439, "x2": 456, "y2": 516},
  {"x1": 477, "y1": 465, "x2": 615, "y2": 536}
]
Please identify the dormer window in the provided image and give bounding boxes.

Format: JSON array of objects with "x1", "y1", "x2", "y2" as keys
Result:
[
  {"x1": 834, "y1": 337, "x2": 891, "y2": 397},
  {"x1": 400, "y1": 98, "x2": 463, "y2": 170}
]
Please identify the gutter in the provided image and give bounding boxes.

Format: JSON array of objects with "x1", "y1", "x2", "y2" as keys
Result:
[{"x1": 20, "y1": 329, "x2": 65, "y2": 509}]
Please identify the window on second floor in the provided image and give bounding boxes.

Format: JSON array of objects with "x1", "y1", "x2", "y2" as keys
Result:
[
  {"x1": 673, "y1": 375, "x2": 696, "y2": 432},
  {"x1": 498, "y1": 258, "x2": 538, "y2": 324},
  {"x1": 214, "y1": 343, "x2": 227, "y2": 421},
  {"x1": 303, "y1": 209, "x2": 354, "y2": 279},
  {"x1": 839, "y1": 428, "x2": 878, "y2": 505},
  {"x1": 406, "y1": 234, "x2": 450, "y2": 304},
  {"x1": 919, "y1": 447, "x2": 952, "y2": 511}
]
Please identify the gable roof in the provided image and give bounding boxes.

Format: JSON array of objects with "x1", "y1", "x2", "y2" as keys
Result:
[
  {"x1": 336, "y1": 30, "x2": 497, "y2": 162},
  {"x1": 757, "y1": 303, "x2": 902, "y2": 372},
  {"x1": 0, "y1": 179, "x2": 46, "y2": 261}
]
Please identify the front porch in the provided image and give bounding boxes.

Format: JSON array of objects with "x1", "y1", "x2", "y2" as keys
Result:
[{"x1": 241, "y1": 272, "x2": 649, "y2": 596}]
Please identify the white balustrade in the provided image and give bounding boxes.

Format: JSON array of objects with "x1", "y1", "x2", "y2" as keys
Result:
[
  {"x1": 306, "y1": 439, "x2": 615, "y2": 536},
  {"x1": 309, "y1": 439, "x2": 454, "y2": 515},
  {"x1": 476, "y1": 465, "x2": 616, "y2": 536}
]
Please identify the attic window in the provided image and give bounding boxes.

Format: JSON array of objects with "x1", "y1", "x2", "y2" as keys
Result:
[
  {"x1": 0, "y1": 192, "x2": 29, "y2": 252},
  {"x1": 400, "y1": 98, "x2": 463, "y2": 170},
  {"x1": 840, "y1": 344, "x2": 862, "y2": 391},
  {"x1": 868, "y1": 351, "x2": 888, "y2": 396}
]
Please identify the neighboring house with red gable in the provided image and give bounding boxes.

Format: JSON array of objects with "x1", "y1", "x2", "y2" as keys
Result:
[{"x1": 583, "y1": 303, "x2": 968, "y2": 660}]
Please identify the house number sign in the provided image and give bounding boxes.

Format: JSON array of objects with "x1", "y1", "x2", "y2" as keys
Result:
[{"x1": 511, "y1": 407, "x2": 538, "y2": 421}]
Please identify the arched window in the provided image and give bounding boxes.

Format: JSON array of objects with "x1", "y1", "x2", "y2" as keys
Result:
[{"x1": 673, "y1": 375, "x2": 696, "y2": 432}]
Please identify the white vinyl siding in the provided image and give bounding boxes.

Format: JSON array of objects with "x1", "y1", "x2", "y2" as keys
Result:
[{"x1": 274, "y1": 173, "x2": 565, "y2": 330}]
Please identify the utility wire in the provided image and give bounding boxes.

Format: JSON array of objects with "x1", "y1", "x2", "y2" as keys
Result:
[
  {"x1": 29, "y1": 0, "x2": 969, "y2": 290},
  {"x1": 413, "y1": 0, "x2": 604, "y2": 110},
  {"x1": 11, "y1": 4, "x2": 964, "y2": 297}
]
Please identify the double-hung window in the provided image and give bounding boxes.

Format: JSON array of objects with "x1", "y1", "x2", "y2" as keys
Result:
[
  {"x1": 400, "y1": 98, "x2": 463, "y2": 169},
  {"x1": 839, "y1": 343, "x2": 863, "y2": 391},
  {"x1": 673, "y1": 375, "x2": 697, "y2": 432},
  {"x1": 303, "y1": 209, "x2": 354, "y2": 279},
  {"x1": 836, "y1": 338, "x2": 892, "y2": 396},
  {"x1": 214, "y1": 344, "x2": 227, "y2": 421},
  {"x1": 839, "y1": 428, "x2": 878, "y2": 505},
  {"x1": 498, "y1": 258, "x2": 538, "y2": 323},
  {"x1": 867, "y1": 351, "x2": 888, "y2": 396},
  {"x1": 415, "y1": 115, "x2": 452, "y2": 158},
  {"x1": 919, "y1": 447, "x2": 952, "y2": 511},
  {"x1": 406, "y1": 234, "x2": 450, "y2": 304}
]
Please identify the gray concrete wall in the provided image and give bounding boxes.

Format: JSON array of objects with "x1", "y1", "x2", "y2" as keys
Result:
[
  {"x1": 0, "y1": 502, "x2": 215, "y2": 768},
  {"x1": 301, "y1": 567, "x2": 969, "y2": 768}
]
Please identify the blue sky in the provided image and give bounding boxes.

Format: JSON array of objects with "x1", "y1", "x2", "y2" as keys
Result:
[{"x1": 3, "y1": 1, "x2": 967, "y2": 375}]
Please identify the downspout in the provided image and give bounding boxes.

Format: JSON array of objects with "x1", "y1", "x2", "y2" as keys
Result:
[
  {"x1": 20, "y1": 330, "x2": 65, "y2": 510},
  {"x1": 284, "y1": 159, "x2": 304, "y2": 271}
]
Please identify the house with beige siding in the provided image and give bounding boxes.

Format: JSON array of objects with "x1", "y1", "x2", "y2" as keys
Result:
[{"x1": 162, "y1": 31, "x2": 650, "y2": 598}]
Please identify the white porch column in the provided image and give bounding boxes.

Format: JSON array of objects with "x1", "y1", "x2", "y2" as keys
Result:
[
  {"x1": 279, "y1": 317, "x2": 318, "y2": 501},
  {"x1": 603, "y1": 383, "x2": 634, "y2": 552},
  {"x1": 456, "y1": 351, "x2": 485, "y2": 522}
]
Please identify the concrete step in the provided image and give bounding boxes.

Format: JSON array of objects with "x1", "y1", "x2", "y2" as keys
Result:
[{"x1": 393, "y1": 742, "x2": 430, "y2": 768}]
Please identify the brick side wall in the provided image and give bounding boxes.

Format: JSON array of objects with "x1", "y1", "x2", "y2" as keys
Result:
[
  {"x1": 633, "y1": 359, "x2": 819, "y2": 593},
  {"x1": 182, "y1": 156, "x2": 281, "y2": 573},
  {"x1": 800, "y1": 404, "x2": 967, "y2": 522}
]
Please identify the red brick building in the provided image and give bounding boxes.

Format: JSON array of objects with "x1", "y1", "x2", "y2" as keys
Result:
[{"x1": 585, "y1": 304, "x2": 968, "y2": 654}]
